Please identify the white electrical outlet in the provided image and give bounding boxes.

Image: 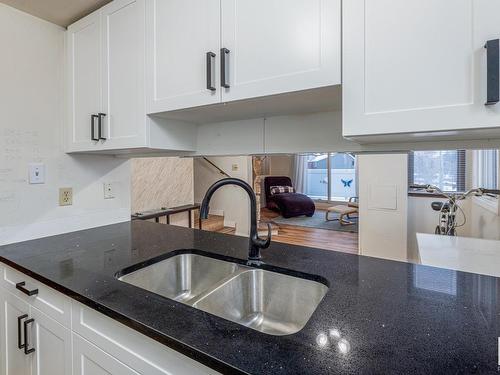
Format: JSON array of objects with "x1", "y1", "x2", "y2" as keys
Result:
[
  {"x1": 59, "y1": 188, "x2": 73, "y2": 206},
  {"x1": 103, "y1": 183, "x2": 115, "y2": 199},
  {"x1": 29, "y1": 163, "x2": 45, "y2": 184}
]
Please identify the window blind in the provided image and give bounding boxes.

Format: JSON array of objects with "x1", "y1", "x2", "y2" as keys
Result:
[
  {"x1": 408, "y1": 150, "x2": 466, "y2": 192},
  {"x1": 474, "y1": 149, "x2": 499, "y2": 189}
]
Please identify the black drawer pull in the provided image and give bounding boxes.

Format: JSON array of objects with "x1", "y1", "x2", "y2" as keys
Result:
[
  {"x1": 221, "y1": 48, "x2": 230, "y2": 88},
  {"x1": 485, "y1": 39, "x2": 499, "y2": 105},
  {"x1": 17, "y1": 314, "x2": 28, "y2": 349},
  {"x1": 98, "y1": 113, "x2": 107, "y2": 140},
  {"x1": 23, "y1": 318, "x2": 35, "y2": 355},
  {"x1": 16, "y1": 281, "x2": 38, "y2": 296},
  {"x1": 91, "y1": 114, "x2": 99, "y2": 141},
  {"x1": 206, "y1": 51, "x2": 216, "y2": 91}
]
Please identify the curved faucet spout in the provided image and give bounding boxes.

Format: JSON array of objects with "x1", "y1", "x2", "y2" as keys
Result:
[{"x1": 200, "y1": 178, "x2": 271, "y2": 266}]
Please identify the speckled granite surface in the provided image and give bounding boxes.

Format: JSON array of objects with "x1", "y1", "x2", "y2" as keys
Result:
[{"x1": 0, "y1": 221, "x2": 498, "y2": 374}]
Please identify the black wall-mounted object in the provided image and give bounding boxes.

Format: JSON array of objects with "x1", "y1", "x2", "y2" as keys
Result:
[
  {"x1": 206, "y1": 52, "x2": 216, "y2": 91},
  {"x1": 91, "y1": 114, "x2": 99, "y2": 141},
  {"x1": 221, "y1": 48, "x2": 230, "y2": 88},
  {"x1": 485, "y1": 39, "x2": 499, "y2": 106},
  {"x1": 16, "y1": 281, "x2": 38, "y2": 296},
  {"x1": 98, "y1": 113, "x2": 107, "y2": 140}
]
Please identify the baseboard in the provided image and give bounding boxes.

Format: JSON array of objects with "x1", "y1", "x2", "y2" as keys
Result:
[{"x1": 223, "y1": 219, "x2": 236, "y2": 228}]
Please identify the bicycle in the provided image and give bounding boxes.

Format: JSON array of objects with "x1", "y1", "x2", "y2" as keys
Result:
[{"x1": 410, "y1": 184, "x2": 500, "y2": 236}]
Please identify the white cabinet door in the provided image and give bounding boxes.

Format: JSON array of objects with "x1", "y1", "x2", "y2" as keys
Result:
[
  {"x1": 66, "y1": 11, "x2": 102, "y2": 151},
  {"x1": 73, "y1": 334, "x2": 139, "y2": 375},
  {"x1": 146, "y1": 0, "x2": 221, "y2": 113},
  {"x1": 220, "y1": 0, "x2": 341, "y2": 102},
  {"x1": 343, "y1": 0, "x2": 500, "y2": 138},
  {"x1": 101, "y1": 0, "x2": 147, "y2": 149},
  {"x1": 0, "y1": 288, "x2": 30, "y2": 375},
  {"x1": 30, "y1": 308, "x2": 71, "y2": 375}
]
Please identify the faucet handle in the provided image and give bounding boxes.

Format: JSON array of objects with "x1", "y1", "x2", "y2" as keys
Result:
[{"x1": 258, "y1": 222, "x2": 272, "y2": 249}]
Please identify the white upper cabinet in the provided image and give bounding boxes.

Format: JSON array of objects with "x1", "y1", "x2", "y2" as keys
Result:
[
  {"x1": 67, "y1": 0, "x2": 146, "y2": 152},
  {"x1": 146, "y1": 0, "x2": 221, "y2": 113},
  {"x1": 66, "y1": 11, "x2": 102, "y2": 152},
  {"x1": 343, "y1": 0, "x2": 500, "y2": 139},
  {"x1": 66, "y1": 0, "x2": 197, "y2": 154},
  {"x1": 100, "y1": 0, "x2": 147, "y2": 150},
  {"x1": 220, "y1": 0, "x2": 341, "y2": 102},
  {"x1": 146, "y1": 0, "x2": 341, "y2": 115}
]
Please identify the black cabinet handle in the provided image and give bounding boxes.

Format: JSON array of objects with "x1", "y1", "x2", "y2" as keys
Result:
[
  {"x1": 485, "y1": 39, "x2": 499, "y2": 106},
  {"x1": 16, "y1": 281, "x2": 38, "y2": 297},
  {"x1": 206, "y1": 52, "x2": 216, "y2": 91},
  {"x1": 221, "y1": 48, "x2": 230, "y2": 88},
  {"x1": 98, "y1": 113, "x2": 107, "y2": 140},
  {"x1": 17, "y1": 314, "x2": 28, "y2": 349},
  {"x1": 91, "y1": 114, "x2": 99, "y2": 141},
  {"x1": 23, "y1": 318, "x2": 35, "y2": 355}
]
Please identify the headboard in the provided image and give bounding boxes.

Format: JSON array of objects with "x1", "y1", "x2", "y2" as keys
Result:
[{"x1": 264, "y1": 176, "x2": 293, "y2": 201}]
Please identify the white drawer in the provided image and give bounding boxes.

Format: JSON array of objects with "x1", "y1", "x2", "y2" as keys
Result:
[
  {"x1": 72, "y1": 302, "x2": 219, "y2": 375},
  {"x1": 0, "y1": 263, "x2": 71, "y2": 328}
]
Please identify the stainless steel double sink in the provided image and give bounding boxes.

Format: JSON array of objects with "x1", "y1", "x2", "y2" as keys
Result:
[{"x1": 117, "y1": 253, "x2": 328, "y2": 336}]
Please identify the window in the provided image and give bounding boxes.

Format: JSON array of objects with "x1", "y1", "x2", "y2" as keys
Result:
[
  {"x1": 473, "y1": 149, "x2": 498, "y2": 189},
  {"x1": 300, "y1": 153, "x2": 356, "y2": 202},
  {"x1": 472, "y1": 149, "x2": 499, "y2": 215},
  {"x1": 304, "y1": 154, "x2": 328, "y2": 200},
  {"x1": 408, "y1": 150, "x2": 466, "y2": 192}
]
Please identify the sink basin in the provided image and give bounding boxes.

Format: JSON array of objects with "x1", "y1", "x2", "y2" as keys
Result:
[
  {"x1": 194, "y1": 269, "x2": 328, "y2": 335},
  {"x1": 118, "y1": 253, "x2": 237, "y2": 303},
  {"x1": 117, "y1": 252, "x2": 328, "y2": 335}
]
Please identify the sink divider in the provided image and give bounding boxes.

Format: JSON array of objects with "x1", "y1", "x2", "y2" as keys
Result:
[{"x1": 185, "y1": 265, "x2": 249, "y2": 307}]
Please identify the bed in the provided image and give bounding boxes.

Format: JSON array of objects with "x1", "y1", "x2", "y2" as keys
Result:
[{"x1": 264, "y1": 176, "x2": 316, "y2": 218}]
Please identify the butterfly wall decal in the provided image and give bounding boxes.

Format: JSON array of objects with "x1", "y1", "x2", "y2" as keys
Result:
[{"x1": 341, "y1": 179, "x2": 353, "y2": 188}]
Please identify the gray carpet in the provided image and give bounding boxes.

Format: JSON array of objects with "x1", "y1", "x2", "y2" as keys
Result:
[{"x1": 272, "y1": 211, "x2": 358, "y2": 233}]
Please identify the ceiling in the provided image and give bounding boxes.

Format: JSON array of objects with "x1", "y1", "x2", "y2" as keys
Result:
[{"x1": 0, "y1": 0, "x2": 112, "y2": 27}]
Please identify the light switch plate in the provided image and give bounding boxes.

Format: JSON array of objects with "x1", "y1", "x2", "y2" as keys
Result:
[
  {"x1": 59, "y1": 187, "x2": 73, "y2": 206},
  {"x1": 29, "y1": 163, "x2": 45, "y2": 184}
]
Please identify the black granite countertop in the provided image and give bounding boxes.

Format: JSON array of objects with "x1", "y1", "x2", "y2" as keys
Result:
[{"x1": 0, "y1": 221, "x2": 498, "y2": 374}]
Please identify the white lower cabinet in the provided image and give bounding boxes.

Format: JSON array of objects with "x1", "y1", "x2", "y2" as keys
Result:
[
  {"x1": 0, "y1": 287, "x2": 71, "y2": 375},
  {"x1": 0, "y1": 263, "x2": 219, "y2": 375},
  {"x1": 71, "y1": 302, "x2": 219, "y2": 375},
  {"x1": 30, "y1": 307, "x2": 72, "y2": 375},
  {"x1": 73, "y1": 334, "x2": 139, "y2": 375},
  {"x1": 0, "y1": 288, "x2": 30, "y2": 375}
]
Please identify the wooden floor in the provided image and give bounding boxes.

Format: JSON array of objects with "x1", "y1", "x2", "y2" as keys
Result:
[
  {"x1": 259, "y1": 208, "x2": 358, "y2": 254},
  {"x1": 199, "y1": 208, "x2": 358, "y2": 255}
]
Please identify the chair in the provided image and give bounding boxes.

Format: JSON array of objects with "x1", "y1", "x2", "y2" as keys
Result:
[
  {"x1": 326, "y1": 197, "x2": 358, "y2": 225},
  {"x1": 264, "y1": 176, "x2": 315, "y2": 218}
]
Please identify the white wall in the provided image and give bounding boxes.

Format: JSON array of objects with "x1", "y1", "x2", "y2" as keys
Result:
[
  {"x1": 194, "y1": 156, "x2": 253, "y2": 236},
  {"x1": 469, "y1": 200, "x2": 500, "y2": 240},
  {"x1": 267, "y1": 155, "x2": 293, "y2": 177},
  {"x1": 195, "y1": 110, "x2": 500, "y2": 157},
  {"x1": 0, "y1": 5, "x2": 131, "y2": 245},
  {"x1": 358, "y1": 154, "x2": 408, "y2": 262}
]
